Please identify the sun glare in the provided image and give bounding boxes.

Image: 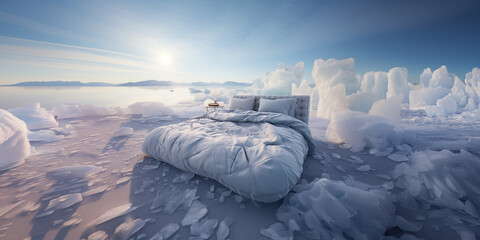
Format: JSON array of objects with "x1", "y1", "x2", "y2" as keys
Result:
[{"x1": 156, "y1": 54, "x2": 171, "y2": 65}]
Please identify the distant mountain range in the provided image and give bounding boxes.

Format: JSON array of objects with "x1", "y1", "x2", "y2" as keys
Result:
[{"x1": 4, "y1": 80, "x2": 252, "y2": 87}]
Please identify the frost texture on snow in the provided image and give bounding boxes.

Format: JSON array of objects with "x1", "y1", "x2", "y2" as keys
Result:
[
  {"x1": 51, "y1": 103, "x2": 123, "y2": 119},
  {"x1": 113, "y1": 127, "x2": 134, "y2": 137},
  {"x1": 128, "y1": 102, "x2": 175, "y2": 117},
  {"x1": 8, "y1": 103, "x2": 58, "y2": 130},
  {"x1": 0, "y1": 109, "x2": 30, "y2": 170},
  {"x1": 275, "y1": 178, "x2": 396, "y2": 240},
  {"x1": 262, "y1": 62, "x2": 304, "y2": 95}
]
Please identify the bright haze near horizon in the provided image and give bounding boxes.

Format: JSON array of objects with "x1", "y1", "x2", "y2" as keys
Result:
[{"x1": 0, "y1": 0, "x2": 479, "y2": 85}]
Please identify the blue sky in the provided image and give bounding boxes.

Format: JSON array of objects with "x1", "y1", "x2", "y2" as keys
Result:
[{"x1": 0, "y1": 0, "x2": 479, "y2": 84}]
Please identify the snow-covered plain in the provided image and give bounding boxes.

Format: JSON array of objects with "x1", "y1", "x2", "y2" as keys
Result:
[{"x1": 1, "y1": 58, "x2": 480, "y2": 240}]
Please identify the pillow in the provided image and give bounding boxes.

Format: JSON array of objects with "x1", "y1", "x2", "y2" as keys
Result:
[
  {"x1": 228, "y1": 97, "x2": 255, "y2": 110},
  {"x1": 258, "y1": 98, "x2": 297, "y2": 117}
]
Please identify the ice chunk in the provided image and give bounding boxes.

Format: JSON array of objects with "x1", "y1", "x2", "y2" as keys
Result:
[
  {"x1": 429, "y1": 65, "x2": 455, "y2": 89},
  {"x1": 46, "y1": 165, "x2": 99, "y2": 181},
  {"x1": 425, "y1": 93, "x2": 457, "y2": 116},
  {"x1": 45, "y1": 193, "x2": 82, "y2": 212},
  {"x1": 216, "y1": 217, "x2": 233, "y2": 240},
  {"x1": 172, "y1": 172, "x2": 195, "y2": 184},
  {"x1": 94, "y1": 203, "x2": 135, "y2": 225},
  {"x1": 409, "y1": 87, "x2": 450, "y2": 109},
  {"x1": 331, "y1": 153, "x2": 341, "y2": 159},
  {"x1": 190, "y1": 218, "x2": 218, "y2": 239},
  {"x1": 292, "y1": 80, "x2": 313, "y2": 96},
  {"x1": 388, "y1": 152, "x2": 409, "y2": 162},
  {"x1": 114, "y1": 218, "x2": 145, "y2": 239},
  {"x1": 356, "y1": 164, "x2": 372, "y2": 172},
  {"x1": 128, "y1": 102, "x2": 175, "y2": 117},
  {"x1": 8, "y1": 103, "x2": 58, "y2": 130},
  {"x1": 316, "y1": 83, "x2": 349, "y2": 119},
  {"x1": 0, "y1": 109, "x2": 30, "y2": 170},
  {"x1": 62, "y1": 218, "x2": 82, "y2": 227},
  {"x1": 260, "y1": 222, "x2": 293, "y2": 240},
  {"x1": 262, "y1": 62, "x2": 303, "y2": 95},
  {"x1": 326, "y1": 111, "x2": 398, "y2": 152},
  {"x1": 396, "y1": 216, "x2": 423, "y2": 232},
  {"x1": 275, "y1": 178, "x2": 395, "y2": 240},
  {"x1": 51, "y1": 103, "x2": 123, "y2": 119},
  {"x1": 88, "y1": 230, "x2": 108, "y2": 240},
  {"x1": 116, "y1": 177, "x2": 130, "y2": 185},
  {"x1": 83, "y1": 185, "x2": 109, "y2": 197},
  {"x1": 420, "y1": 68, "x2": 432, "y2": 87},
  {"x1": 386, "y1": 67, "x2": 409, "y2": 103},
  {"x1": 368, "y1": 96, "x2": 402, "y2": 126},
  {"x1": 151, "y1": 187, "x2": 197, "y2": 214},
  {"x1": 149, "y1": 223, "x2": 179, "y2": 240},
  {"x1": 113, "y1": 127, "x2": 134, "y2": 137},
  {"x1": 28, "y1": 130, "x2": 64, "y2": 142},
  {"x1": 312, "y1": 58, "x2": 359, "y2": 95},
  {"x1": 181, "y1": 200, "x2": 207, "y2": 226}
]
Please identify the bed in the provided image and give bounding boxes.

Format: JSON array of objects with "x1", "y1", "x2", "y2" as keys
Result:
[{"x1": 142, "y1": 95, "x2": 315, "y2": 203}]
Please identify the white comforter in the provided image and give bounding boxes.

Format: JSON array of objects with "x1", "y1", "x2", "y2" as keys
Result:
[{"x1": 142, "y1": 110, "x2": 315, "y2": 203}]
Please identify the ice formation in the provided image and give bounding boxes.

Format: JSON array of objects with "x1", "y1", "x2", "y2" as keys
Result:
[
  {"x1": 51, "y1": 103, "x2": 123, "y2": 119},
  {"x1": 326, "y1": 111, "x2": 399, "y2": 152},
  {"x1": 8, "y1": 103, "x2": 58, "y2": 130},
  {"x1": 190, "y1": 218, "x2": 218, "y2": 239},
  {"x1": 262, "y1": 62, "x2": 304, "y2": 95},
  {"x1": 149, "y1": 223, "x2": 179, "y2": 240},
  {"x1": 44, "y1": 193, "x2": 83, "y2": 212},
  {"x1": 94, "y1": 203, "x2": 135, "y2": 225},
  {"x1": 386, "y1": 67, "x2": 409, "y2": 103},
  {"x1": 46, "y1": 165, "x2": 99, "y2": 181},
  {"x1": 113, "y1": 218, "x2": 145, "y2": 239},
  {"x1": 112, "y1": 127, "x2": 134, "y2": 137},
  {"x1": 393, "y1": 149, "x2": 480, "y2": 218},
  {"x1": 128, "y1": 102, "x2": 175, "y2": 117},
  {"x1": 28, "y1": 130, "x2": 64, "y2": 142},
  {"x1": 0, "y1": 109, "x2": 30, "y2": 170},
  {"x1": 181, "y1": 200, "x2": 207, "y2": 226},
  {"x1": 275, "y1": 178, "x2": 396, "y2": 240}
]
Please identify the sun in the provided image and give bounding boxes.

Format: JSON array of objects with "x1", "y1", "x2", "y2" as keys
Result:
[{"x1": 160, "y1": 55, "x2": 170, "y2": 64}]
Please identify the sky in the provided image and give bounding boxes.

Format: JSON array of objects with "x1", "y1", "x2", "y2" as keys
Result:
[{"x1": 0, "y1": 0, "x2": 479, "y2": 85}]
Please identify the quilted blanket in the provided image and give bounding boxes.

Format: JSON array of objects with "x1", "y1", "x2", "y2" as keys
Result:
[{"x1": 142, "y1": 110, "x2": 315, "y2": 202}]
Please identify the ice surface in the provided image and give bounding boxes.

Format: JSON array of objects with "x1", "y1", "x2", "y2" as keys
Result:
[
  {"x1": 51, "y1": 103, "x2": 123, "y2": 119},
  {"x1": 88, "y1": 230, "x2": 108, "y2": 240},
  {"x1": 44, "y1": 193, "x2": 82, "y2": 212},
  {"x1": 190, "y1": 218, "x2": 218, "y2": 239},
  {"x1": 113, "y1": 127, "x2": 134, "y2": 137},
  {"x1": 262, "y1": 62, "x2": 303, "y2": 95},
  {"x1": 181, "y1": 200, "x2": 207, "y2": 226},
  {"x1": 28, "y1": 130, "x2": 64, "y2": 142},
  {"x1": 8, "y1": 103, "x2": 58, "y2": 130},
  {"x1": 151, "y1": 187, "x2": 197, "y2": 214},
  {"x1": 128, "y1": 102, "x2": 175, "y2": 117},
  {"x1": 94, "y1": 203, "x2": 135, "y2": 225},
  {"x1": 114, "y1": 218, "x2": 145, "y2": 239},
  {"x1": 82, "y1": 185, "x2": 109, "y2": 197},
  {"x1": 46, "y1": 165, "x2": 99, "y2": 181},
  {"x1": 326, "y1": 111, "x2": 399, "y2": 152},
  {"x1": 0, "y1": 109, "x2": 30, "y2": 170},
  {"x1": 149, "y1": 223, "x2": 179, "y2": 240},
  {"x1": 276, "y1": 178, "x2": 395, "y2": 240}
]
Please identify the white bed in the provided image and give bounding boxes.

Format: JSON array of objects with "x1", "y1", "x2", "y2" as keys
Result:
[{"x1": 142, "y1": 95, "x2": 314, "y2": 203}]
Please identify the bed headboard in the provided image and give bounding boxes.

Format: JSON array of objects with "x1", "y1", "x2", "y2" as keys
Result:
[{"x1": 233, "y1": 95, "x2": 310, "y2": 124}]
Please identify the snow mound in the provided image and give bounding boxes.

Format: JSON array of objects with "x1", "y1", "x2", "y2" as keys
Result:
[
  {"x1": 113, "y1": 127, "x2": 134, "y2": 137},
  {"x1": 262, "y1": 62, "x2": 304, "y2": 95},
  {"x1": 128, "y1": 102, "x2": 175, "y2": 117},
  {"x1": 394, "y1": 149, "x2": 480, "y2": 218},
  {"x1": 8, "y1": 103, "x2": 58, "y2": 130},
  {"x1": 0, "y1": 109, "x2": 30, "y2": 170},
  {"x1": 51, "y1": 103, "x2": 123, "y2": 119},
  {"x1": 326, "y1": 111, "x2": 400, "y2": 152},
  {"x1": 275, "y1": 178, "x2": 396, "y2": 240}
]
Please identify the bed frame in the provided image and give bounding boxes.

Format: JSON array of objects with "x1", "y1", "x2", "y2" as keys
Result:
[{"x1": 233, "y1": 95, "x2": 310, "y2": 124}]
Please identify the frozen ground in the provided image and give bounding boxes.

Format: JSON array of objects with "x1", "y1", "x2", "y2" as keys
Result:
[{"x1": 0, "y1": 108, "x2": 479, "y2": 240}]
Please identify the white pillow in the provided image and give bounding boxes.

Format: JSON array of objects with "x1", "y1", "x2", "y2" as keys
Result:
[
  {"x1": 258, "y1": 98, "x2": 297, "y2": 117},
  {"x1": 228, "y1": 97, "x2": 255, "y2": 110}
]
